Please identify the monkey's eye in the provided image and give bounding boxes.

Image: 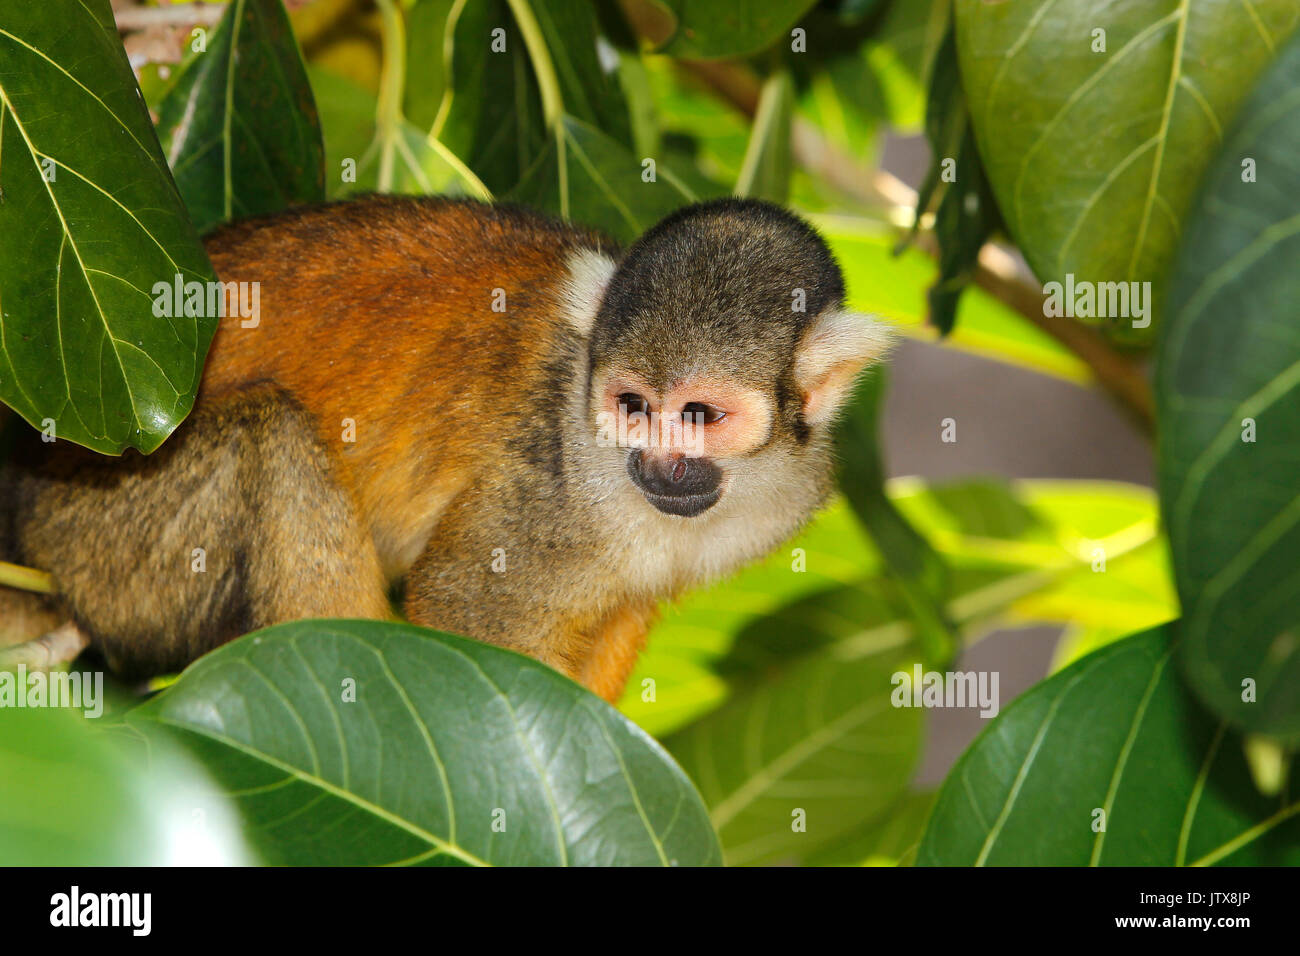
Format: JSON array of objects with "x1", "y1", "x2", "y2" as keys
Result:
[
  {"x1": 618, "y1": 393, "x2": 650, "y2": 416},
  {"x1": 682, "y1": 402, "x2": 726, "y2": 424}
]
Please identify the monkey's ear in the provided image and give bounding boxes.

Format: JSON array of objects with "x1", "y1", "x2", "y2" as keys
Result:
[
  {"x1": 560, "y1": 248, "x2": 619, "y2": 335},
  {"x1": 794, "y1": 310, "x2": 892, "y2": 427}
]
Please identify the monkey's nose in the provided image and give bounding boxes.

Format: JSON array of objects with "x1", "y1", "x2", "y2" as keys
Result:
[{"x1": 627, "y1": 451, "x2": 722, "y2": 517}]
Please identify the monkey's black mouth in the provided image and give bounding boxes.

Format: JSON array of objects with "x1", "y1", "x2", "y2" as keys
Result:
[
  {"x1": 638, "y1": 486, "x2": 723, "y2": 517},
  {"x1": 627, "y1": 450, "x2": 723, "y2": 517}
]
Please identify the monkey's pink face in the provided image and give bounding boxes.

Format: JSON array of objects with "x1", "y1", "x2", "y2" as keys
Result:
[{"x1": 592, "y1": 373, "x2": 774, "y2": 517}]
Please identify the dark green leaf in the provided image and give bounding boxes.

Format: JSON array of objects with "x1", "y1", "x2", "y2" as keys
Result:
[
  {"x1": 0, "y1": 0, "x2": 217, "y2": 454},
  {"x1": 129, "y1": 619, "x2": 722, "y2": 866},
  {"x1": 918, "y1": 626, "x2": 1300, "y2": 865},
  {"x1": 1158, "y1": 29, "x2": 1300, "y2": 738},
  {"x1": 156, "y1": 0, "x2": 325, "y2": 234},
  {"x1": 436, "y1": 0, "x2": 546, "y2": 194}
]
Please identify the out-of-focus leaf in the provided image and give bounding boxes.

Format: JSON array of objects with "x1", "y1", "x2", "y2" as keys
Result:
[
  {"x1": 734, "y1": 70, "x2": 793, "y2": 204},
  {"x1": 130, "y1": 619, "x2": 721, "y2": 866},
  {"x1": 805, "y1": 790, "x2": 936, "y2": 866},
  {"x1": 309, "y1": 66, "x2": 485, "y2": 197},
  {"x1": 655, "y1": 0, "x2": 820, "y2": 59},
  {"x1": 155, "y1": 0, "x2": 325, "y2": 234},
  {"x1": 1158, "y1": 29, "x2": 1300, "y2": 738},
  {"x1": 624, "y1": 479, "x2": 1174, "y2": 737},
  {"x1": 664, "y1": 619, "x2": 923, "y2": 866},
  {"x1": 403, "y1": 0, "x2": 456, "y2": 131},
  {"x1": 508, "y1": 114, "x2": 694, "y2": 242},
  {"x1": 955, "y1": 0, "x2": 1299, "y2": 342},
  {"x1": 818, "y1": 221, "x2": 1091, "y2": 382},
  {"x1": 0, "y1": 0, "x2": 217, "y2": 455},
  {"x1": 836, "y1": 369, "x2": 956, "y2": 664},
  {"x1": 0, "y1": 707, "x2": 248, "y2": 865},
  {"x1": 918, "y1": 627, "x2": 1300, "y2": 865}
]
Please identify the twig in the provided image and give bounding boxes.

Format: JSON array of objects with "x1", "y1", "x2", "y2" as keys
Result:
[
  {"x1": 675, "y1": 58, "x2": 1155, "y2": 435},
  {"x1": 0, "y1": 560, "x2": 56, "y2": 595},
  {"x1": 113, "y1": 2, "x2": 227, "y2": 32}
]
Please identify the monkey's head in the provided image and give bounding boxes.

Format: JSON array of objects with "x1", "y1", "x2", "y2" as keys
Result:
[{"x1": 578, "y1": 199, "x2": 890, "y2": 530}]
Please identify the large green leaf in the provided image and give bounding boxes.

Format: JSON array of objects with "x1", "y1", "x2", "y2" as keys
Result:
[
  {"x1": 955, "y1": 0, "x2": 1299, "y2": 340},
  {"x1": 1158, "y1": 29, "x2": 1300, "y2": 738},
  {"x1": 129, "y1": 620, "x2": 721, "y2": 866},
  {"x1": 664, "y1": 612, "x2": 923, "y2": 866},
  {"x1": 0, "y1": 707, "x2": 248, "y2": 865},
  {"x1": 155, "y1": 0, "x2": 325, "y2": 234},
  {"x1": 918, "y1": 627, "x2": 1300, "y2": 865},
  {"x1": 0, "y1": 0, "x2": 217, "y2": 454},
  {"x1": 508, "y1": 114, "x2": 694, "y2": 242}
]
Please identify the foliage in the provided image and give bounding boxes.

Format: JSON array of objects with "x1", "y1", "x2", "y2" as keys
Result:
[{"x1": 0, "y1": 0, "x2": 1294, "y2": 866}]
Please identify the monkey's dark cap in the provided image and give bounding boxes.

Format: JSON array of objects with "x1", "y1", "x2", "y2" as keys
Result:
[{"x1": 594, "y1": 199, "x2": 847, "y2": 359}]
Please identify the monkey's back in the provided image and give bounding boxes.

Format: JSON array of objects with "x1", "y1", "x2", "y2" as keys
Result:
[{"x1": 199, "y1": 196, "x2": 614, "y2": 578}]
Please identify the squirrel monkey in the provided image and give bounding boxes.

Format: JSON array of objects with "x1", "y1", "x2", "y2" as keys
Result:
[{"x1": 0, "y1": 197, "x2": 889, "y2": 702}]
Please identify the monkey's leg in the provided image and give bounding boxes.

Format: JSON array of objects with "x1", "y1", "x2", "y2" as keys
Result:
[
  {"x1": 572, "y1": 603, "x2": 660, "y2": 704},
  {"x1": 9, "y1": 386, "x2": 390, "y2": 677},
  {"x1": 0, "y1": 621, "x2": 89, "y2": 671}
]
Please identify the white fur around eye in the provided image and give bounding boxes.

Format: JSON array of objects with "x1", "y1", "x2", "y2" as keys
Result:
[{"x1": 560, "y1": 248, "x2": 618, "y2": 335}]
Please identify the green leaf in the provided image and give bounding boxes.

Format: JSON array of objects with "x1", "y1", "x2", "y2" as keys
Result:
[
  {"x1": 435, "y1": 0, "x2": 546, "y2": 194},
  {"x1": 0, "y1": 0, "x2": 217, "y2": 454},
  {"x1": 525, "y1": 0, "x2": 632, "y2": 147},
  {"x1": 622, "y1": 479, "x2": 1173, "y2": 737},
  {"x1": 129, "y1": 619, "x2": 721, "y2": 866},
  {"x1": 805, "y1": 790, "x2": 936, "y2": 866},
  {"x1": 309, "y1": 66, "x2": 487, "y2": 198},
  {"x1": 734, "y1": 70, "x2": 794, "y2": 204},
  {"x1": 955, "y1": 0, "x2": 1299, "y2": 341},
  {"x1": 507, "y1": 114, "x2": 694, "y2": 242},
  {"x1": 155, "y1": 0, "x2": 325, "y2": 234},
  {"x1": 917, "y1": 626, "x2": 1300, "y2": 866},
  {"x1": 907, "y1": 14, "x2": 1002, "y2": 335},
  {"x1": 656, "y1": 0, "x2": 820, "y2": 59},
  {"x1": 664, "y1": 616, "x2": 923, "y2": 866},
  {"x1": 1158, "y1": 29, "x2": 1300, "y2": 738},
  {"x1": 817, "y1": 220, "x2": 1092, "y2": 383},
  {"x1": 835, "y1": 369, "x2": 957, "y2": 664},
  {"x1": 403, "y1": 0, "x2": 458, "y2": 132},
  {"x1": 0, "y1": 706, "x2": 249, "y2": 865}
]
